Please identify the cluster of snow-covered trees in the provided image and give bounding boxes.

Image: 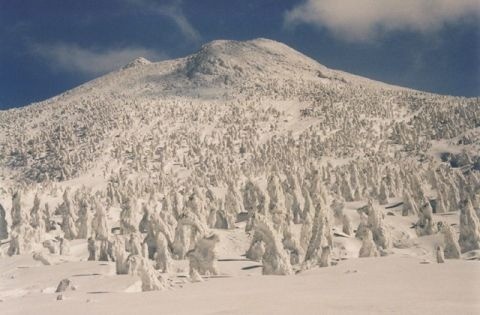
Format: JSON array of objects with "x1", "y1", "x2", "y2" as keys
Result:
[{"x1": 2, "y1": 145, "x2": 478, "y2": 286}]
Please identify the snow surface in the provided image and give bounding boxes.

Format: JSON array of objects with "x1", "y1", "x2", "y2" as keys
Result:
[{"x1": 1, "y1": 254, "x2": 479, "y2": 315}]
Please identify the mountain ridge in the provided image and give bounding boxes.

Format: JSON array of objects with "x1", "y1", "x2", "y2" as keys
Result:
[{"x1": 1, "y1": 38, "x2": 427, "y2": 113}]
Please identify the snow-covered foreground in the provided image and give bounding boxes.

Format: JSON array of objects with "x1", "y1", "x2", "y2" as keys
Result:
[
  {"x1": 1, "y1": 252, "x2": 479, "y2": 315},
  {"x1": 1, "y1": 214, "x2": 479, "y2": 315}
]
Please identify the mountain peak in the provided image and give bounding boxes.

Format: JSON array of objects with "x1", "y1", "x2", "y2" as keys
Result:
[
  {"x1": 199, "y1": 38, "x2": 291, "y2": 52},
  {"x1": 122, "y1": 57, "x2": 151, "y2": 70},
  {"x1": 183, "y1": 38, "x2": 324, "y2": 81},
  {"x1": 193, "y1": 38, "x2": 304, "y2": 61}
]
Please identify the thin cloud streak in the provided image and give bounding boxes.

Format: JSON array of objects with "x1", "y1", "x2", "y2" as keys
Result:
[
  {"x1": 285, "y1": 0, "x2": 480, "y2": 41},
  {"x1": 127, "y1": 0, "x2": 201, "y2": 42},
  {"x1": 32, "y1": 43, "x2": 166, "y2": 75}
]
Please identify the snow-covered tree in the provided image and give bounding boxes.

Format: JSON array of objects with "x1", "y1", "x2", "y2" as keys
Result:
[
  {"x1": 120, "y1": 196, "x2": 138, "y2": 235},
  {"x1": 187, "y1": 234, "x2": 220, "y2": 277},
  {"x1": 459, "y1": 199, "x2": 480, "y2": 253},
  {"x1": 359, "y1": 229, "x2": 379, "y2": 258},
  {"x1": 0, "y1": 202, "x2": 8, "y2": 240}
]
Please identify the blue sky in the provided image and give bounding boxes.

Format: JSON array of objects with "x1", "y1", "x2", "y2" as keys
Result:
[{"x1": 0, "y1": 0, "x2": 479, "y2": 109}]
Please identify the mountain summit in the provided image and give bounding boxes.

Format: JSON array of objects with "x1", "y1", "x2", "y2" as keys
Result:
[
  {"x1": 183, "y1": 38, "x2": 326, "y2": 79},
  {"x1": 122, "y1": 57, "x2": 152, "y2": 69},
  {"x1": 38, "y1": 38, "x2": 394, "y2": 105}
]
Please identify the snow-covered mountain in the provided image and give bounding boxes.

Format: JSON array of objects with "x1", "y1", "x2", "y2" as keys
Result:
[
  {"x1": 0, "y1": 38, "x2": 479, "y2": 314},
  {"x1": 1, "y1": 38, "x2": 478, "y2": 184}
]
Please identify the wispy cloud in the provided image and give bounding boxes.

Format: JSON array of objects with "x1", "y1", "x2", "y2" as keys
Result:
[
  {"x1": 32, "y1": 43, "x2": 166, "y2": 75},
  {"x1": 285, "y1": 0, "x2": 480, "y2": 41},
  {"x1": 126, "y1": 0, "x2": 201, "y2": 42}
]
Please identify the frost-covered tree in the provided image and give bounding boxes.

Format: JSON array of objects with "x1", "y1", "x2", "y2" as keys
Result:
[
  {"x1": 356, "y1": 201, "x2": 391, "y2": 250},
  {"x1": 8, "y1": 192, "x2": 35, "y2": 256},
  {"x1": 248, "y1": 215, "x2": 293, "y2": 275},
  {"x1": 29, "y1": 194, "x2": 41, "y2": 228},
  {"x1": 91, "y1": 201, "x2": 109, "y2": 241},
  {"x1": 440, "y1": 223, "x2": 461, "y2": 259},
  {"x1": 142, "y1": 204, "x2": 174, "y2": 260},
  {"x1": 154, "y1": 232, "x2": 172, "y2": 273},
  {"x1": 60, "y1": 190, "x2": 77, "y2": 240},
  {"x1": 367, "y1": 201, "x2": 391, "y2": 249},
  {"x1": 76, "y1": 198, "x2": 91, "y2": 239},
  {"x1": 128, "y1": 233, "x2": 143, "y2": 256},
  {"x1": 87, "y1": 237, "x2": 97, "y2": 261},
  {"x1": 127, "y1": 254, "x2": 166, "y2": 291},
  {"x1": 267, "y1": 171, "x2": 288, "y2": 229},
  {"x1": 0, "y1": 202, "x2": 8, "y2": 240},
  {"x1": 303, "y1": 202, "x2": 333, "y2": 268},
  {"x1": 172, "y1": 212, "x2": 208, "y2": 259},
  {"x1": 246, "y1": 239, "x2": 265, "y2": 261},
  {"x1": 112, "y1": 235, "x2": 129, "y2": 274},
  {"x1": 359, "y1": 229, "x2": 379, "y2": 258},
  {"x1": 223, "y1": 181, "x2": 243, "y2": 228},
  {"x1": 378, "y1": 180, "x2": 389, "y2": 205},
  {"x1": 90, "y1": 200, "x2": 110, "y2": 260},
  {"x1": 342, "y1": 214, "x2": 353, "y2": 236},
  {"x1": 243, "y1": 179, "x2": 267, "y2": 231},
  {"x1": 459, "y1": 199, "x2": 480, "y2": 253},
  {"x1": 187, "y1": 234, "x2": 220, "y2": 276},
  {"x1": 416, "y1": 199, "x2": 436, "y2": 236},
  {"x1": 120, "y1": 196, "x2": 138, "y2": 235},
  {"x1": 402, "y1": 190, "x2": 418, "y2": 216},
  {"x1": 436, "y1": 245, "x2": 445, "y2": 263}
]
